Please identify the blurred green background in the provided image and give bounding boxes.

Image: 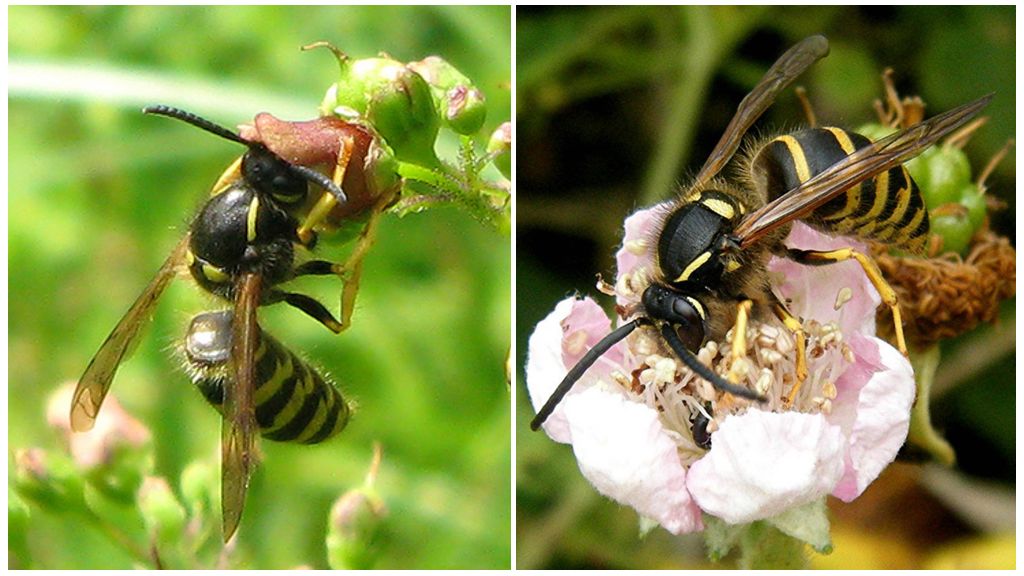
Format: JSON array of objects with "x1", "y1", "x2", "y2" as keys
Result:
[
  {"x1": 517, "y1": 6, "x2": 1014, "y2": 569},
  {"x1": 10, "y1": 5, "x2": 510, "y2": 569}
]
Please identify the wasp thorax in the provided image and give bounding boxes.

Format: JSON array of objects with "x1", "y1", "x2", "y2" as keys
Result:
[
  {"x1": 657, "y1": 189, "x2": 742, "y2": 288},
  {"x1": 188, "y1": 186, "x2": 295, "y2": 291}
]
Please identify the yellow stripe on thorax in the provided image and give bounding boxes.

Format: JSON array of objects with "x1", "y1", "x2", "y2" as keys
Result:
[{"x1": 673, "y1": 251, "x2": 712, "y2": 283}]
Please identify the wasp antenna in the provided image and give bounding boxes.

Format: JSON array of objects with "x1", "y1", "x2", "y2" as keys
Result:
[
  {"x1": 143, "y1": 105, "x2": 250, "y2": 146},
  {"x1": 660, "y1": 324, "x2": 767, "y2": 403},
  {"x1": 530, "y1": 318, "x2": 644, "y2": 431},
  {"x1": 288, "y1": 164, "x2": 349, "y2": 204}
]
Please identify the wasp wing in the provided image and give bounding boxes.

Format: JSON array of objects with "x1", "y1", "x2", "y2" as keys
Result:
[
  {"x1": 70, "y1": 235, "x2": 190, "y2": 432},
  {"x1": 221, "y1": 271, "x2": 262, "y2": 542},
  {"x1": 732, "y1": 94, "x2": 993, "y2": 248},
  {"x1": 693, "y1": 35, "x2": 830, "y2": 188}
]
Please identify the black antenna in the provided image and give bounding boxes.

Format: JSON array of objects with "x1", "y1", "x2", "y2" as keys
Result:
[
  {"x1": 530, "y1": 318, "x2": 645, "y2": 430},
  {"x1": 660, "y1": 324, "x2": 767, "y2": 402},
  {"x1": 143, "y1": 105, "x2": 249, "y2": 146}
]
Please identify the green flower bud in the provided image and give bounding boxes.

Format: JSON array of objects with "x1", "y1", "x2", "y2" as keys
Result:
[
  {"x1": 138, "y1": 476, "x2": 187, "y2": 547},
  {"x1": 47, "y1": 384, "x2": 154, "y2": 504},
  {"x1": 959, "y1": 184, "x2": 987, "y2": 231},
  {"x1": 487, "y1": 121, "x2": 511, "y2": 178},
  {"x1": 317, "y1": 45, "x2": 439, "y2": 167},
  {"x1": 326, "y1": 488, "x2": 388, "y2": 570},
  {"x1": 408, "y1": 56, "x2": 487, "y2": 135},
  {"x1": 13, "y1": 448, "x2": 87, "y2": 513},
  {"x1": 917, "y1": 145, "x2": 972, "y2": 208},
  {"x1": 929, "y1": 204, "x2": 974, "y2": 256},
  {"x1": 180, "y1": 460, "x2": 217, "y2": 518}
]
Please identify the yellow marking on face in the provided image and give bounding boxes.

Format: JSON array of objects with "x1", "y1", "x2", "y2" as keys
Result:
[
  {"x1": 247, "y1": 196, "x2": 260, "y2": 243},
  {"x1": 724, "y1": 259, "x2": 742, "y2": 273},
  {"x1": 778, "y1": 135, "x2": 810, "y2": 182},
  {"x1": 684, "y1": 296, "x2": 706, "y2": 321},
  {"x1": 674, "y1": 251, "x2": 712, "y2": 283},
  {"x1": 202, "y1": 263, "x2": 230, "y2": 283},
  {"x1": 701, "y1": 197, "x2": 735, "y2": 220}
]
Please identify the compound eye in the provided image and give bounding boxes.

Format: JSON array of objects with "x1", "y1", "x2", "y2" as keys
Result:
[
  {"x1": 242, "y1": 148, "x2": 306, "y2": 205},
  {"x1": 671, "y1": 298, "x2": 705, "y2": 352}
]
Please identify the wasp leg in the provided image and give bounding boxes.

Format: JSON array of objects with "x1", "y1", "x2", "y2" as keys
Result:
[
  {"x1": 794, "y1": 86, "x2": 817, "y2": 128},
  {"x1": 768, "y1": 297, "x2": 809, "y2": 405},
  {"x1": 296, "y1": 134, "x2": 356, "y2": 245},
  {"x1": 271, "y1": 290, "x2": 343, "y2": 334},
  {"x1": 786, "y1": 247, "x2": 908, "y2": 356},
  {"x1": 727, "y1": 300, "x2": 754, "y2": 384},
  {"x1": 211, "y1": 157, "x2": 243, "y2": 195}
]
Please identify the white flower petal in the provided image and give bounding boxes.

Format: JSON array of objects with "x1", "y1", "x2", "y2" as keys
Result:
[
  {"x1": 563, "y1": 386, "x2": 703, "y2": 535},
  {"x1": 526, "y1": 298, "x2": 580, "y2": 443},
  {"x1": 688, "y1": 410, "x2": 845, "y2": 524},
  {"x1": 829, "y1": 333, "x2": 915, "y2": 501}
]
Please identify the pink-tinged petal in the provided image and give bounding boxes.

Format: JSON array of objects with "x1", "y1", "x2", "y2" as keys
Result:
[
  {"x1": 526, "y1": 297, "x2": 626, "y2": 442},
  {"x1": 771, "y1": 223, "x2": 879, "y2": 336},
  {"x1": 563, "y1": 386, "x2": 704, "y2": 534},
  {"x1": 688, "y1": 410, "x2": 845, "y2": 524},
  {"x1": 829, "y1": 334, "x2": 915, "y2": 501},
  {"x1": 616, "y1": 207, "x2": 659, "y2": 277}
]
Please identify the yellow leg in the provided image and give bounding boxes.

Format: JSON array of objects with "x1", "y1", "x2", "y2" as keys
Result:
[
  {"x1": 297, "y1": 134, "x2": 355, "y2": 245},
  {"x1": 727, "y1": 300, "x2": 753, "y2": 384},
  {"x1": 211, "y1": 157, "x2": 243, "y2": 195},
  {"x1": 788, "y1": 247, "x2": 908, "y2": 356},
  {"x1": 772, "y1": 302, "x2": 808, "y2": 405}
]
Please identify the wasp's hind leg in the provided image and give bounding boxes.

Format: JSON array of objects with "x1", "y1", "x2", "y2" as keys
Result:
[
  {"x1": 296, "y1": 134, "x2": 356, "y2": 246},
  {"x1": 786, "y1": 247, "x2": 908, "y2": 356}
]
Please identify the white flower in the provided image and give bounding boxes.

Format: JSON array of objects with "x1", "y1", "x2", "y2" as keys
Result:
[{"x1": 526, "y1": 207, "x2": 916, "y2": 533}]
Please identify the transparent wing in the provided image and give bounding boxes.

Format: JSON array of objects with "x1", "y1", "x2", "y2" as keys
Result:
[
  {"x1": 70, "y1": 235, "x2": 190, "y2": 432},
  {"x1": 732, "y1": 94, "x2": 993, "y2": 248},
  {"x1": 221, "y1": 271, "x2": 262, "y2": 542},
  {"x1": 693, "y1": 35, "x2": 830, "y2": 187}
]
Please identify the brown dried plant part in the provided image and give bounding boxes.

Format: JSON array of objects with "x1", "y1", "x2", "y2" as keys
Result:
[{"x1": 873, "y1": 229, "x2": 1015, "y2": 347}]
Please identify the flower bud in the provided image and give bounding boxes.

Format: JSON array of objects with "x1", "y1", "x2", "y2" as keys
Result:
[
  {"x1": 317, "y1": 45, "x2": 439, "y2": 167},
  {"x1": 138, "y1": 476, "x2": 187, "y2": 546},
  {"x1": 409, "y1": 56, "x2": 488, "y2": 135},
  {"x1": 325, "y1": 488, "x2": 388, "y2": 570},
  {"x1": 47, "y1": 383, "x2": 153, "y2": 503},
  {"x1": 487, "y1": 121, "x2": 512, "y2": 178},
  {"x1": 180, "y1": 460, "x2": 217, "y2": 518},
  {"x1": 13, "y1": 448, "x2": 87, "y2": 513}
]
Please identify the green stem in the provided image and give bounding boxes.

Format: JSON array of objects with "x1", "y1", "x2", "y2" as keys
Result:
[{"x1": 908, "y1": 344, "x2": 956, "y2": 465}]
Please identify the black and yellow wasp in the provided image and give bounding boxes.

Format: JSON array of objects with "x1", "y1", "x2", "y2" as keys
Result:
[
  {"x1": 70, "y1": 105, "x2": 399, "y2": 540},
  {"x1": 531, "y1": 35, "x2": 991, "y2": 431}
]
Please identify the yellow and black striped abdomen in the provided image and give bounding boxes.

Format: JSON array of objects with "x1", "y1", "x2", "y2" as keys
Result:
[
  {"x1": 184, "y1": 311, "x2": 351, "y2": 444},
  {"x1": 752, "y1": 127, "x2": 929, "y2": 252}
]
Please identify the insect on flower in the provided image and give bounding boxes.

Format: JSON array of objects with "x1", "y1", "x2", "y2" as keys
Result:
[{"x1": 529, "y1": 34, "x2": 992, "y2": 434}]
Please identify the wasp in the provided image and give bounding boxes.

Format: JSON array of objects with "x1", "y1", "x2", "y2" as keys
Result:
[
  {"x1": 70, "y1": 105, "x2": 399, "y2": 540},
  {"x1": 530, "y1": 35, "x2": 992, "y2": 431}
]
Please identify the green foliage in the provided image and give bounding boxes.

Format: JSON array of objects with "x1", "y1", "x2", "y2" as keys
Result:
[{"x1": 10, "y1": 5, "x2": 510, "y2": 569}]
